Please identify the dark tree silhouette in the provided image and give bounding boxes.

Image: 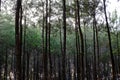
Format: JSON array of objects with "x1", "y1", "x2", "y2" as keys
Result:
[
  {"x1": 62, "y1": 0, "x2": 66, "y2": 80},
  {"x1": 44, "y1": 0, "x2": 48, "y2": 79},
  {"x1": 93, "y1": 2, "x2": 97, "y2": 79},
  {"x1": 103, "y1": 0, "x2": 116, "y2": 79},
  {"x1": 76, "y1": 0, "x2": 85, "y2": 79},
  {"x1": 48, "y1": 0, "x2": 52, "y2": 79},
  {"x1": 15, "y1": 0, "x2": 22, "y2": 79}
]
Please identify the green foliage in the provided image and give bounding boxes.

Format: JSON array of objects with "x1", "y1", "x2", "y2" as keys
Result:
[
  {"x1": 0, "y1": 14, "x2": 15, "y2": 47},
  {"x1": 26, "y1": 27, "x2": 42, "y2": 49}
]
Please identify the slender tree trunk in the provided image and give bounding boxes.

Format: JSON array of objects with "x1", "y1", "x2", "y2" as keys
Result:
[
  {"x1": 84, "y1": 22, "x2": 88, "y2": 80},
  {"x1": 44, "y1": 0, "x2": 48, "y2": 79},
  {"x1": 4, "y1": 48, "x2": 8, "y2": 80},
  {"x1": 48, "y1": 0, "x2": 52, "y2": 79},
  {"x1": 62, "y1": 0, "x2": 66, "y2": 80},
  {"x1": 36, "y1": 51, "x2": 39, "y2": 80},
  {"x1": 0, "y1": 56, "x2": 2, "y2": 80},
  {"x1": 93, "y1": 23, "x2": 96, "y2": 80},
  {"x1": 75, "y1": 2, "x2": 80, "y2": 79},
  {"x1": 15, "y1": 0, "x2": 22, "y2": 79},
  {"x1": 33, "y1": 53, "x2": 36, "y2": 80},
  {"x1": 0, "y1": 16, "x2": 2, "y2": 80},
  {"x1": 22, "y1": 15, "x2": 26, "y2": 80},
  {"x1": 58, "y1": 55, "x2": 61, "y2": 80},
  {"x1": 26, "y1": 50, "x2": 30, "y2": 80},
  {"x1": 53, "y1": 55, "x2": 56, "y2": 80},
  {"x1": 42, "y1": 2, "x2": 45, "y2": 80},
  {"x1": 103, "y1": 0, "x2": 116, "y2": 79},
  {"x1": 20, "y1": 6, "x2": 23, "y2": 80},
  {"x1": 93, "y1": 14, "x2": 97, "y2": 80},
  {"x1": 73, "y1": 51, "x2": 77, "y2": 80},
  {"x1": 59, "y1": 19, "x2": 62, "y2": 80},
  {"x1": 77, "y1": 28, "x2": 81, "y2": 80},
  {"x1": 76, "y1": 0, "x2": 85, "y2": 79},
  {"x1": 116, "y1": 33, "x2": 120, "y2": 76},
  {"x1": 96, "y1": 24, "x2": 100, "y2": 79},
  {"x1": 68, "y1": 58, "x2": 71, "y2": 80}
]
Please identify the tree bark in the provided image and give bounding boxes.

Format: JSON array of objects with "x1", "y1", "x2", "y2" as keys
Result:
[
  {"x1": 15, "y1": 0, "x2": 22, "y2": 79},
  {"x1": 76, "y1": 0, "x2": 85, "y2": 79},
  {"x1": 93, "y1": 12, "x2": 97, "y2": 80},
  {"x1": 96, "y1": 23, "x2": 100, "y2": 79},
  {"x1": 44, "y1": 0, "x2": 48, "y2": 79},
  {"x1": 42, "y1": 2, "x2": 45, "y2": 80},
  {"x1": 22, "y1": 15, "x2": 26, "y2": 80},
  {"x1": 48, "y1": 0, "x2": 52, "y2": 79},
  {"x1": 62, "y1": 0, "x2": 66, "y2": 80},
  {"x1": 4, "y1": 48, "x2": 8, "y2": 80}
]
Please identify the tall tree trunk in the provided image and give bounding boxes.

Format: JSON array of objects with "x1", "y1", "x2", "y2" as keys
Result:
[
  {"x1": 26, "y1": 49, "x2": 30, "y2": 80},
  {"x1": 84, "y1": 22, "x2": 88, "y2": 79},
  {"x1": 62, "y1": 0, "x2": 66, "y2": 80},
  {"x1": 44, "y1": 0, "x2": 48, "y2": 79},
  {"x1": 4, "y1": 48, "x2": 8, "y2": 80},
  {"x1": 33, "y1": 53, "x2": 36, "y2": 80},
  {"x1": 22, "y1": 15, "x2": 26, "y2": 80},
  {"x1": 15, "y1": 0, "x2": 22, "y2": 79},
  {"x1": 36, "y1": 51, "x2": 39, "y2": 80},
  {"x1": 20, "y1": 6, "x2": 23, "y2": 80},
  {"x1": 75, "y1": 2, "x2": 80, "y2": 79},
  {"x1": 0, "y1": 55, "x2": 2, "y2": 79},
  {"x1": 68, "y1": 58, "x2": 71, "y2": 80},
  {"x1": 48, "y1": 0, "x2": 52, "y2": 79},
  {"x1": 59, "y1": 19, "x2": 62, "y2": 80},
  {"x1": 75, "y1": 13, "x2": 80, "y2": 80},
  {"x1": 76, "y1": 0, "x2": 85, "y2": 79},
  {"x1": 103, "y1": 0, "x2": 116, "y2": 79},
  {"x1": 96, "y1": 23, "x2": 100, "y2": 79},
  {"x1": 117, "y1": 33, "x2": 120, "y2": 78},
  {"x1": 92, "y1": 2, "x2": 97, "y2": 79},
  {"x1": 73, "y1": 51, "x2": 77, "y2": 80},
  {"x1": 53, "y1": 55, "x2": 56, "y2": 80},
  {"x1": 58, "y1": 55, "x2": 61, "y2": 80},
  {"x1": 42, "y1": 2, "x2": 45, "y2": 80},
  {"x1": 116, "y1": 32, "x2": 119, "y2": 76},
  {"x1": 93, "y1": 13, "x2": 97, "y2": 80}
]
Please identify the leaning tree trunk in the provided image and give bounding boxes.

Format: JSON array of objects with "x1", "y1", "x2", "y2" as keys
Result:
[
  {"x1": 76, "y1": 0, "x2": 85, "y2": 79},
  {"x1": 103, "y1": 0, "x2": 116, "y2": 79}
]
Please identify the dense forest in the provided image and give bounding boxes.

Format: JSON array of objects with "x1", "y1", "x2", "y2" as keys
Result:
[{"x1": 0, "y1": 0, "x2": 120, "y2": 80}]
